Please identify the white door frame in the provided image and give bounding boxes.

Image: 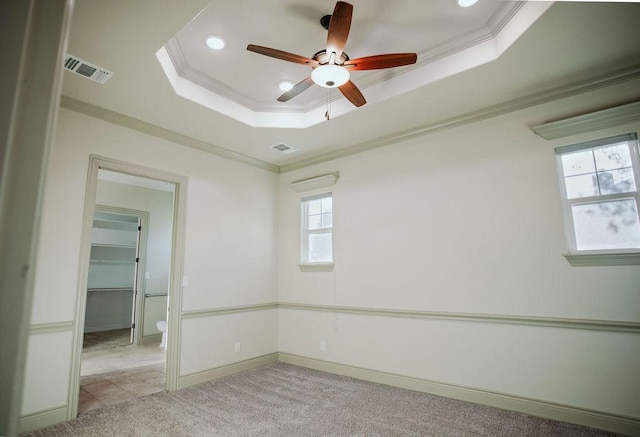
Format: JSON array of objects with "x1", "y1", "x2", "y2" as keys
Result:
[
  {"x1": 68, "y1": 155, "x2": 188, "y2": 419},
  {"x1": 92, "y1": 205, "x2": 149, "y2": 346}
]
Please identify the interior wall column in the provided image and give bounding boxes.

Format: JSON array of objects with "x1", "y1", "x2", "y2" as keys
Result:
[{"x1": 0, "y1": 1, "x2": 73, "y2": 435}]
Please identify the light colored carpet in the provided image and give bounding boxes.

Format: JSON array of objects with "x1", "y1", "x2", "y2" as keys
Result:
[{"x1": 23, "y1": 362, "x2": 620, "y2": 436}]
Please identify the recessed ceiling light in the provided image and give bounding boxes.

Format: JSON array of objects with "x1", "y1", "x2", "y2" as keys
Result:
[
  {"x1": 205, "y1": 35, "x2": 225, "y2": 50},
  {"x1": 458, "y1": 0, "x2": 478, "y2": 7},
  {"x1": 279, "y1": 81, "x2": 294, "y2": 92}
]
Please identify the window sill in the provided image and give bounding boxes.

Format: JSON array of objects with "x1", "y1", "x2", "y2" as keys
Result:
[
  {"x1": 563, "y1": 252, "x2": 640, "y2": 266},
  {"x1": 298, "y1": 263, "x2": 334, "y2": 272}
]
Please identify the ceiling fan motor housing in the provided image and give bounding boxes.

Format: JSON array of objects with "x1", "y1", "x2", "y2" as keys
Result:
[{"x1": 312, "y1": 50, "x2": 349, "y2": 65}]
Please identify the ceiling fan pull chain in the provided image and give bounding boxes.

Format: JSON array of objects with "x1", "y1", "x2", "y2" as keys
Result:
[
  {"x1": 325, "y1": 89, "x2": 331, "y2": 121},
  {"x1": 330, "y1": 89, "x2": 333, "y2": 117}
]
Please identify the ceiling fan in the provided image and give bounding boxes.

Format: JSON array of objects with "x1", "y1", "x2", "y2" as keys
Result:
[{"x1": 247, "y1": 1, "x2": 417, "y2": 108}]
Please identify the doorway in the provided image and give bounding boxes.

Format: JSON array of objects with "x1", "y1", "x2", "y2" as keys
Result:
[
  {"x1": 69, "y1": 156, "x2": 188, "y2": 420},
  {"x1": 79, "y1": 171, "x2": 175, "y2": 414}
]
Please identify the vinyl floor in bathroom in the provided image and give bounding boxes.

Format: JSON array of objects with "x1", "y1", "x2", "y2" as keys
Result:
[{"x1": 79, "y1": 343, "x2": 166, "y2": 415}]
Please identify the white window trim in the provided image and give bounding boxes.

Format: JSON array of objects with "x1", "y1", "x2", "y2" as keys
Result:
[
  {"x1": 298, "y1": 263, "x2": 334, "y2": 272},
  {"x1": 299, "y1": 193, "x2": 334, "y2": 271},
  {"x1": 555, "y1": 133, "x2": 640, "y2": 266}
]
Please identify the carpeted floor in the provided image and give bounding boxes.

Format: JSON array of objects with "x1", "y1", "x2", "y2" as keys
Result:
[
  {"x1": 83, "y1": 328, "x2": 132, "y2": 352},
  {"x1": 23, "y1": 362, "x2": 621, "y2": 436}
]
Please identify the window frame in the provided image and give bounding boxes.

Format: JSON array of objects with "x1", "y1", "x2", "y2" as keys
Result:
[
  {"x1": 555, "y1": 133, "x2": 640, "y2": 265},
  {"x1": 300, "y1": 192, "x2": 334, "y2": 269}
]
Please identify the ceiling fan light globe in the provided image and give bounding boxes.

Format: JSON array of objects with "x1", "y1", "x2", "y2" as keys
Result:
[{"x1": 311, "y1": 65, "x2": 350, "y2": 88}]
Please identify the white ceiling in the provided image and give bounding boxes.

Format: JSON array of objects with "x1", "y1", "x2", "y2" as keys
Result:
[
  {"x1": 63, "y1": 1, "x2": 640, "y2": 168},
  {"x1": 160, "y1": 0, "x2": 526, "y2": 126}
]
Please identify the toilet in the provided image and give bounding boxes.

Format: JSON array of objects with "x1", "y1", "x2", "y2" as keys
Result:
[{"x1": 156, "y1": 320, "x2": 167, "y2": 349}]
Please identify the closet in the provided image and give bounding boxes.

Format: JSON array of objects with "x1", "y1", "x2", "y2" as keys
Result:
[{"x1": 84, "y1": 211, "x2": 140, "y2": 340}]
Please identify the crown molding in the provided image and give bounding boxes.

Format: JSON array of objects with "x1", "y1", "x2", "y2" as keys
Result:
[
  {"x1": 280, "y1": 64, "x2": 640, "y2": 172},
  {"x1": 157, "y1": 3, "x2": 544, "y2": 128},
  {"x1": 61, "y1": 65, "x2": 640, "y2": 176},
  {"x1": 59, "y1": 96, "x2": 280, "y2": 173}
]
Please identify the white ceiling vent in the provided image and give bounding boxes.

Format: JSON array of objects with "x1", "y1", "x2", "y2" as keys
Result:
[
  {"x1": 64, "y1": 54, "x2": 113, "y2": 84},
  {"x1": 271, "y1": 143, "x2": 298, "y2": 154}
]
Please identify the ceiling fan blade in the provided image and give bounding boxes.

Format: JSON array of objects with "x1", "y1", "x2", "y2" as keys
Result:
[
  {"x1": 344, "y1": 53, "x2": 417, "y2": 71},
  {"x1": 277, "y1": 77, "x2": 314, "y2": 102},
  {"x1": 247, "y1": 44, "x2": 318, "y2": 67},
  {"x1": 326, "y1": 1, "x2": 353, "y2": 60},
  {"x1": 338, "y1": 80, "x2": 366, "y2": 107}
]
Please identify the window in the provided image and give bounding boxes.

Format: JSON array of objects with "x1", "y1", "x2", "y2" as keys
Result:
[
  {"x1": 301, "y1": 193, "x2": 333, "y2": 265},
  {"x1": 555, "y1": 133, "x2": 640, "y2": 263}
]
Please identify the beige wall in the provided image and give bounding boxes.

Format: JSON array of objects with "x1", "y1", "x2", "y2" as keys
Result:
[
  {"x1": 21, "y1": 77, "x2": 640, "y2": 430},
  {"x1": 22, "y1": 108, "x2": 279, "y2": 417},
  {"x1": 277, "y1": 79, "x2": 640, "y2": 419}
]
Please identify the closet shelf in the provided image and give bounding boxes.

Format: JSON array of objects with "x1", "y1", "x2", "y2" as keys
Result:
[
  {"x1": 91, "y1": 243, "x2": 137, "y2": 249},
  {"x1": 93, "y1": 217, "x2": 138, "y2": 226},
  {"x1": 87, "y1": 287, "x2": 134, "y2": 292},
  {"x1": 89, "y1": 259, "x2": 135, "y2": 264}
]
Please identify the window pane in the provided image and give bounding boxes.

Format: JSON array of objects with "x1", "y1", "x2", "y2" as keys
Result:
[
  {"x1": 308, "y1": 199, "x2": 321, "y2": 215},
  {"x1": 308, "y1": 232, "x2": 332, "y2": 262},
  {"x1": 598, "y1": 168, "x2": 636, "y2": 195},
  {"x1": 594, "y1": 143, "x2": 633, "y2": 171},
  {"x1": 321, "y1": 212, "x2": 332, "y2": 228},
  {"x1": 565, "y1": 174, "x2": 598, "y2": 199},
  {"x1": 321, "y1": 197, "x2": 332, "y2": 213},
  {"x1": 308, "y1": 214, "x2": 322, "y2": 230},
  {"x1": 572, "y1": 200, "x2": 640, "y2": 250},
  {"x1": 562, "y1": 149, "x2": 595, "y2": 177}
]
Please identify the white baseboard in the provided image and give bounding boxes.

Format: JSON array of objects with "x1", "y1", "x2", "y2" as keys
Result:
[
  {"x1": 20, "y1": 353, "x2": 638, "y2": 436},
  {"x1": 178, "y1": 353, "x2": 279, "y2": 390},
  {"x1": 141, "y1": 333, "x2": 161, "y2": 345},
  {"x1": 278, "y1": 353, "x2": 640, "y2": 437},
  {"x1": 18, "y1": 405, "x2": 68, "y2": 434}
]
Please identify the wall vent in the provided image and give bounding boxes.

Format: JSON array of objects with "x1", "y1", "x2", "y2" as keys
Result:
[
  {"x1": 271, "y1": 143, "x2": 298, "y2": 154},
  {"x1": 64, "y1": 54, "x2": 113, "y2": 84}
]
